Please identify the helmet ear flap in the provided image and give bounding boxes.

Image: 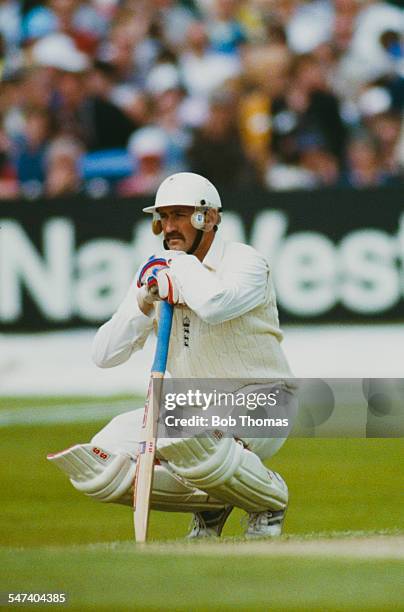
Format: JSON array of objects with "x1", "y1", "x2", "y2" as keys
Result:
[
  {"x1": 152, "y1": 212, "x2": 162, "y2": 235},
  {"x1": 191, "y1": 207, "x2": 220, "y2": 232},
  {"x1": 191, "y1": 210, "x2": 206, "y2": 230}
]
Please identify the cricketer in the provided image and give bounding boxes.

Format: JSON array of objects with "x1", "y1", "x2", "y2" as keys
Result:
[{"x1": 48, "y1": 172, "x2": 295, "y2": 538}]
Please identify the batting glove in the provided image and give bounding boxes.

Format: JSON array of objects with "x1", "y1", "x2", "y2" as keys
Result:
[
  {"x1": 137, "y1": 255, "x2": 169, "y2": 289},
  {"x1": 155, "y1": 269, "x2": 181, "y2": 305},
  {"x1": 137, "y1": 254, "x2": 183, "y2": 306},
  {"x1": 136, "y1": 255, "x2": 168, "y2": 312}
]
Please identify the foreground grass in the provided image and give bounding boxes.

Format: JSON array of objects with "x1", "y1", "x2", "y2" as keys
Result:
[
  {"x1": 1, "y1": 543, "x2": 404, "y2": 611},
  {"x1": 0, "y1": 398, "x2": 403, "y2": 610},
  {"x1": 0, "y1": 395, "x2": 140, "y2": 416},
  {"x1": 0, "y1": 418, "x2": 403, "y2": 545}
]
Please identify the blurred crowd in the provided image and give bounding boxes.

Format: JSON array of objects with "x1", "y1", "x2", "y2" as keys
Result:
[{"x1": 0, "y1": 0, "x2": 404, "y2": 200}]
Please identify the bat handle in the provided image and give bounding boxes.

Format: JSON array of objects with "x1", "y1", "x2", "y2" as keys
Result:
[{"x1": 152, "y1": 301, "x2": 174, "y2": 374}]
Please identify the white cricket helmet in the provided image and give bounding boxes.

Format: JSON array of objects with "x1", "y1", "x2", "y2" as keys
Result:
[{"x1": 142, "y1": 172, "x2": 222, "y2": 214}]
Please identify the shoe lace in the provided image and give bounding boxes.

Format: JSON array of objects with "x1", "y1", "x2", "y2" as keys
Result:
[{"x1": 189, "y1": 513, "x2": 207, "y2": 535}]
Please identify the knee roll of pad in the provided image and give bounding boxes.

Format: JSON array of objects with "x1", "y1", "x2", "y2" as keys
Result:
[{"x1": 158, "y1": 433, "x2": 288, "y2": 512}]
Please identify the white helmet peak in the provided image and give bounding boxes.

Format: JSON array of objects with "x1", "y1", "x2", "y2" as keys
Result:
[{"x1": 142, "y1": 172, "x2": 222, "y2": 214}]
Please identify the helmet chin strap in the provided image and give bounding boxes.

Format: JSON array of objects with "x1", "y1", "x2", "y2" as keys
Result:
[{"x1": 187, "y1": 229, "x2": 204, "y2": 254}]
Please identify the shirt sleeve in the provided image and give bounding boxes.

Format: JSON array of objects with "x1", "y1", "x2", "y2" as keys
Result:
[
  {"x1": 92, "y1": 278, "x2": 154, "y2": 368},
  {"x1": 169, "y1": 245, "x2": 268, "y2": 325}
]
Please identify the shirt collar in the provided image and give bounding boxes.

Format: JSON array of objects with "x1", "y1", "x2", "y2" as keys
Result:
[{"x1": 202, "y1": 235, "x2": 225, "y2": 271}]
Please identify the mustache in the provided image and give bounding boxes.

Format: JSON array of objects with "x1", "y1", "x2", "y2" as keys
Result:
[{"x1": 165, "y1": 233, "x2": 184, "y2": 241}]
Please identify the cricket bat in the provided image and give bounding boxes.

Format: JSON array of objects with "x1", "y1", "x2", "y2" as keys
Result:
[{"x1": 133, "y1": 300, "x2": 174, "y2": 543}]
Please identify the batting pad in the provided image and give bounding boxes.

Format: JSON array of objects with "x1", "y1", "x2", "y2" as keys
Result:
[
  {"x1": 47, "y1": 444, "x2": 225, "y2": 512},
  {"x1": 157, "y1": 434, "x2": 288, "y2": 512},
  {"x1": 47, "y1": 444, "x2": 136, "y2": 503}
]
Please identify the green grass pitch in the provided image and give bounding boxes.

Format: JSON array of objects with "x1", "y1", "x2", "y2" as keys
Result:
[{"x1": 0, "y1": 396, "x2": 403, "y2": 611}]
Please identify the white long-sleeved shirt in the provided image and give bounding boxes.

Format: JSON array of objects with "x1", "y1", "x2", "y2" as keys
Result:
[{"x1": 92, "y1": 237, "x2": 293, "y2": 379}]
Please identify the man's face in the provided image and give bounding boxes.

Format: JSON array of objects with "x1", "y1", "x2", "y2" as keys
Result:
[{"x1": 158, "y1": 206, "x2": 197, "y2": 252}]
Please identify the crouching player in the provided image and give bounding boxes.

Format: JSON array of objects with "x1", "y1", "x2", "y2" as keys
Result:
[{"x1": 48, "y1": 172, "x2": 295, "y2": 538}]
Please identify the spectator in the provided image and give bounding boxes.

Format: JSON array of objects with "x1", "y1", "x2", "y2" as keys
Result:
[
  {"x1": 118, "y1": 125, "x2": 170, "y2": 196},
  {"x1": 18, "y1": 66, "x2": 57, "y2": 116},
  {"x1": 100, "y1": 18, "x2": 141, "y2": 84},
  {"x1": 341, "y1": 134, "x2": 397, "y2": 188},
  {"x1": 0, "y1": 0, "x2": 403, "y2": 198},
  {"x1": 31, "y1": 0, "x2": 106, "y2": 54},
  {"x1": 31, "y1": 33, "x2": 90, "y2": 146},
  {"x1": 0, "y1": 68, "x2": 26, "y2": 141},
  {"x1": 146, "y1": 62, "x2": 190, "y2": 171},
  {"x1": 110, "y1": 84, "x2": 150, "y2": 127},
  {"x1": 207, "y1": 0, "x2": 247, "y2": 55},
  {"x1": 0, "y1": 0, "x2": 21, "y2": 54},
  {"x1": 333, "y1": 0, "x2": 362, "y2": 55},
  {"x1": 179, "y1": 20, "x2": 241, "y2": 101},
  {"x1": 271, "y1": 52, "x2": 347, "y2": 167},
  {"x1": 267, "y1": 131, "x2": 340, "y2": 194},
  {"x1": 358, "y1": 85, "x2": 403, "y2": 177},
  {"x1": 13, "y1": 106, "x2": 51, "y2": 198},
  {"x1": 22, "y1": 5, "x2": 58, "y2": 44},
  {"x1": 335, "y1": 0, "x2": 404, "y2": 101},
  {"x1": 36, "y1": 48, "x2": 137, "y2": 151},
  {"x1": 0, "y1": 119, "x2": 18, "y2": 198},
  {"x1": 187, "y1": 89, "x2": 259, "y2": 189},
  {"x1": 349, "y1": 0, "x2": 404, "y2": 82},
  {"x1": 44, "y1": 135, "x2": 83, "y2": 197},
  {"x1": 152, "y1": 0, "x2": 196, "y2": 50},
  {"x1": 297, "y1": 134, "x2": 340, "y2": 187},
  {"x1": 239, "y1": 43, "x2": 291, "y2": 174},
  {"x1": 83, "y1": 60, "x2": 141, "y2": 150},
  {"x1": 285, "y1": 0, "x2": 334, "y2": 54}
]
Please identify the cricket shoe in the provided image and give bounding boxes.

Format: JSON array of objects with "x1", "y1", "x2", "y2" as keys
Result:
[
  {"x1": 244, "y1": 508, "x2": 287, "y2": 538},
  {"x1": 187, "y1": 506, "x2": 233, "y2": 539}
]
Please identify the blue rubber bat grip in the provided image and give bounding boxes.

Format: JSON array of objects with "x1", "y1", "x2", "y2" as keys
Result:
[{"x1": 151, "y1": 301, "x2": 174, "y2": 374}]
